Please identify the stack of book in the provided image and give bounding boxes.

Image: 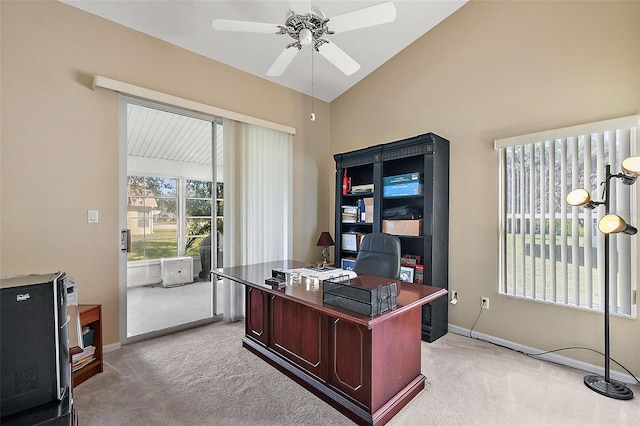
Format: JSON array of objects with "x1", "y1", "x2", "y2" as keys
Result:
[
  {"x1": 342, "y1": 205, "x2": 358, "y2": 223},
  {"x1": 350, "y1": 183, "x2": 374, "y2": 194},
  {"x1": 71, "y1": 345, "x2": 96, "y2": 372}
]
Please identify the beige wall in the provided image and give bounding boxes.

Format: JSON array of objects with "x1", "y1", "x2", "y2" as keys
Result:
[
  {"x1": 331, "y1": 1, "x2": 640, "y2": 375},
  {"x1": 2, "y1": 0, "x2": 639, "y2": 378},
  {"x1": 0, "y1": 1, "x2": 331, "y2": 345}
]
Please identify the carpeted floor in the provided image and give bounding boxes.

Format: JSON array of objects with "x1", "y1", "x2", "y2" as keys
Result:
[{"x1": 73, "y1": 321, "x2": 640, "y2": 425}]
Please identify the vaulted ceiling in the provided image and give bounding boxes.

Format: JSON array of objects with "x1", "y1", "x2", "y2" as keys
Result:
[{"x1": 61, "y1": 1, "x2": 467, "y2": 102}]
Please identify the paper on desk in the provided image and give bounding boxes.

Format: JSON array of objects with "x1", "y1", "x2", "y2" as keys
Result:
[{"x1": 285, "y1": 267, "x2": 357, "y2": 282}]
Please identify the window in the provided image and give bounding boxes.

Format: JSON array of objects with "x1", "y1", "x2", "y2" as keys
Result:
[
  {"x1": 185, "y1": 179, "x2": 214, "y2": 257},
  {"x1": 127, "y1": 176, "x2": 178, "y2": 260},
  {"x1": 127, "y1": 176, "x2": 215, "y2": 261},
  {"x1": 496, "y1": 116, "x2": 637, "y2": 316}
]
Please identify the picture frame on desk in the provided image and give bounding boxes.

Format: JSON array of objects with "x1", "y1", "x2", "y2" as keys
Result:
[
  {"x1": 399, "y1": 265, "x2": 415, "y2": 283},
  {"x1": 341, "y1": 258, "x2": 356, "y2": 271}
]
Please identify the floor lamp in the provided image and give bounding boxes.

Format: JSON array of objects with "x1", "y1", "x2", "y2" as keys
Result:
[{"x1": 566, "y1": 157, "x2": 640, "y2": 400}]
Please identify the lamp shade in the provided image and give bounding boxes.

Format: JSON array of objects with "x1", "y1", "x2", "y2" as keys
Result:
[
  {"x1": 316, "y1": 232, "x2": 335, "y2": 247},
  {"x1": 566, "y1": 188, "x2": 598, "y2": 209},
  {"x1": 622, "y1": 156, "x2": 640, "y2": 175},
  {"x1": 598, "y1": 214, "x2": 638, "y2": 235}
]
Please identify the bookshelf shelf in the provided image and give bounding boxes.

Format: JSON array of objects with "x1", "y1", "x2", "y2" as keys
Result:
[{"x1": 72, "y1": 304, "x2": 103, "y2": 387}]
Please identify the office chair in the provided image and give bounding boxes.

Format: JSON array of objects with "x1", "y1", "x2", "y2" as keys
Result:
[{"x1": 353, "y1": 232, "x2": 401, "y2": 280}]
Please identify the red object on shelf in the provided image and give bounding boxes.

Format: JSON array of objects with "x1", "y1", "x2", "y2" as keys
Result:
[{"x1": 342, "y1": 169, "x2": 349, "y2": 195}]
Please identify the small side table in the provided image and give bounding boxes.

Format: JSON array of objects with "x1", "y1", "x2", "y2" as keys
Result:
[{"x1": 71, "y1": 304, "x2": 103, "y2": 387}]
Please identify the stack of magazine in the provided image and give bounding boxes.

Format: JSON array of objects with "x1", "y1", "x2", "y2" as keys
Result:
[{"x1": 71, "y1": 345, "x2": 96, "y2": 372}]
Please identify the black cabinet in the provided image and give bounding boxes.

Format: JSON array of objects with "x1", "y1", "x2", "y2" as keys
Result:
[{"x1": 333, "y1": 133, "x2": 449, "y2": 342}]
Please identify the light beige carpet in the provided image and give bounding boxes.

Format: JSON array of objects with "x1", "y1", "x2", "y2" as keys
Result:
[{"x1": 73, "y1": 321, "x2": 640, "y2": 425}]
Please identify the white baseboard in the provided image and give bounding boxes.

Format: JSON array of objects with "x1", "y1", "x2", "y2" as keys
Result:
[
  {"x1": 448, "y1": 324, "x2": 636, "y2": 384},
  {"x1": 103, "y1": 342, "x2": 121, "y2": 354}
]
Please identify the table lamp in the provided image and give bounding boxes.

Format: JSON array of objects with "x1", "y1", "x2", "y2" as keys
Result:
[{"x1": 316, "y1": 232, "x2": 335, "y2": 264}]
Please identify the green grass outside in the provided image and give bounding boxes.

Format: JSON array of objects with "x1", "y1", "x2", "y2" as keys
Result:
[
  {"x1": 127, "y1": 228, "x2": 209, "y2": 261},
  {"x1": 505, "y1": 234, "x2": 601, "y2": 308}
]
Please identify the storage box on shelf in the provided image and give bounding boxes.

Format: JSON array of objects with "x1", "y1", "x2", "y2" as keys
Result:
[
  {"x1": 382, "y1": 219, "x2": 423, "y2": 236},
  {"x1": 333, "y1": 133, "x2": 449, "y2": 342}
]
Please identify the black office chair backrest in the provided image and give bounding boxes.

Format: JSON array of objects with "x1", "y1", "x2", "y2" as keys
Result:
[{"x1": 353, "y1": 232, "x2": 401, "y2": 280}]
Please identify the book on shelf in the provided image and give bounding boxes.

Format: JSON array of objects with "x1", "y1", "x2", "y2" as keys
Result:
[
  {"x1": 342, "y1": 200, "x2": 374, "y2": 223},
  {"x1": 401, "y1": 254, "x2": 421, "y2": 265},
  {"x1": 72, "y1": 344, "x2": 96, "y2": 370},
  {"x1": 414, "y1": 264, "x2": 424, "y2": 284},
  {"x1": 72, "y1": 356, "x2": 96, "y2": 372},
  {"x1": 350, "y1": 183, "x2": 374, "y2": 194},
  {"x1": 342, "y1": 205, "x2": 358, "y2": 223}
]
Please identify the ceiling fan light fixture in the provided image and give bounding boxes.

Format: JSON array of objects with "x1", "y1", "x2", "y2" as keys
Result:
[{"x1": 299, "y1": 28, "x2": 312, "y2": 46}]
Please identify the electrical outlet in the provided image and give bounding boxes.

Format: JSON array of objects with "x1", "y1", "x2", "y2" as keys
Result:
[
  {"x1": 450, "y1": 291, "x2": 458, "y2": 305},
  {"x1": 481, "y1": 296, "x2": 490, "y2": 309}
]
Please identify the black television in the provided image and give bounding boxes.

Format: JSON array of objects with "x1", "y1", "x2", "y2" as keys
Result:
[{"x1": 0, "y1": 272, "x2": 71, "y2": 419}]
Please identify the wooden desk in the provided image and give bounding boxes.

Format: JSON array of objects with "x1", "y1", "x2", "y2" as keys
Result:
[{"x1": 214, "y1": 260, "x2": 447, "y2": 426}]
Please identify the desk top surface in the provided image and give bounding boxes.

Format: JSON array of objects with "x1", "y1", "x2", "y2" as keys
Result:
[{"x1": 214, "y1": 260, "x2": 447, "y2": 327}]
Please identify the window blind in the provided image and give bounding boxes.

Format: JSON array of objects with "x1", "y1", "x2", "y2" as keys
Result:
[{"x1": 495, "y1": 115, "x2": 638, "y2": 315}]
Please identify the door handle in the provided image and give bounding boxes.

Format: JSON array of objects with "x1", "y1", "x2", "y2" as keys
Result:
[{"x1": 121, "y1": 229, "x2": 131, "y2": 252}]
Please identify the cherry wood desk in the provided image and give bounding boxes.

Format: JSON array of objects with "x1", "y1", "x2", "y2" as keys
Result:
[{"x1": 214, "y1": 260, "x2": 447, "y2": 426}]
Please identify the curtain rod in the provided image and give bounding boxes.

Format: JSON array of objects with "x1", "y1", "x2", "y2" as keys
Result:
[{"x1": 92, "y1": 75, "x2": 296, "y2": 135}]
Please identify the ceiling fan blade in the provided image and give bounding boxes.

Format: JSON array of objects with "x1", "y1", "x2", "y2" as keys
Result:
[
  {"x1": 266, "y1": 47, "x2": 300, "y2": 76},
  {"x1": 288, "y1": 0, "x2": 311, "y2": 15},
  {"x1": 317, "y1": 42, "x2": 360, "y2": 76},
  {"x1": 327, "y1": 2, "x2": 396, "y2": 33},
  {"x1": 212, "y1": 19, "x2": 280, "y2": 34}
]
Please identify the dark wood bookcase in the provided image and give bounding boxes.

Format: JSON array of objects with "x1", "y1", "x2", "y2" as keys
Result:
[{"x1": 333, "y1": 133, "x2": 450, "y2": 342}]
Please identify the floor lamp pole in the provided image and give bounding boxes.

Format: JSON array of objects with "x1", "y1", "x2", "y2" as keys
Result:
[{"x1": 583, "y1": 165, "x2": 633, "y2": 400}]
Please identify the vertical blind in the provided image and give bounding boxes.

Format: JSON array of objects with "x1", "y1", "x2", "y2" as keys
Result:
[
  {"x1": 495, "y1": 116, "x2": 638, "y2": 316},
  {"x1": 222, "y1": 118, "x2": 293, "y2": 322}
]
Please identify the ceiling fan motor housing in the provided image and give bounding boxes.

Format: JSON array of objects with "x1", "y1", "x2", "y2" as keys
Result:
[{"x1": 279, "y1": 7, "x2": 333, "y2": 49}]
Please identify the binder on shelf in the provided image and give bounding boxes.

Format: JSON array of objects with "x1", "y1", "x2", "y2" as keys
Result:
[{"x1": 357, "y1": 199, "x2": 366, "y2": 222}]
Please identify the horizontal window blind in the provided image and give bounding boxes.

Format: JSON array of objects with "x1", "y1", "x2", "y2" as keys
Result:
[{"x1": 495, "y1": 116, "x2": 638, "y2": 316}]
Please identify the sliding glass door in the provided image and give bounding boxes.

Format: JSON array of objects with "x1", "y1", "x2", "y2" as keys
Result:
[{"x1": 120, "y1": 98, "x2": 223, "y2": 341}]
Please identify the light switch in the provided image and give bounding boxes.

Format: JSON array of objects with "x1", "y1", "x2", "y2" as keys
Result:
[{"x1": 88, "y1": 210, "x2": 99, "y2": 224}]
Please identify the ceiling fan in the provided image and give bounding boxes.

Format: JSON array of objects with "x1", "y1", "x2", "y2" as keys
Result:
[{"x1": 212, "y1": 1, "x2": 396, "y2": 77}]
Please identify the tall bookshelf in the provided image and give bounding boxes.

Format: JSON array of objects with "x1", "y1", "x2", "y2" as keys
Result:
[{"x1": 334, "y1": 133, "x2": 449, "y2": 342}]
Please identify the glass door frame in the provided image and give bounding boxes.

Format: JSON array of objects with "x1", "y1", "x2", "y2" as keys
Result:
[{"x1": 118, "y1": 96, "x2": 222, "y2": 345}]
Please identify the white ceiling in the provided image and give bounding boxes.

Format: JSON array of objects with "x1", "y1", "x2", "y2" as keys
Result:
[{"x1": 60, "y1": 0, "x2": 467, "y2": 102}]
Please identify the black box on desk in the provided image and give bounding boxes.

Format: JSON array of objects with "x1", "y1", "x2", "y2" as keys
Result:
[{"x1": 322, "y1": 276, "x2": 397, "y2": 317}]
